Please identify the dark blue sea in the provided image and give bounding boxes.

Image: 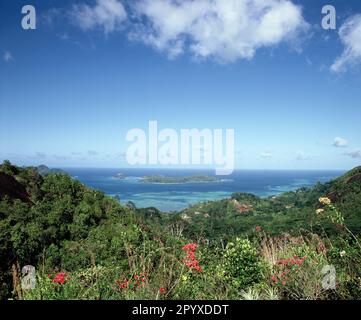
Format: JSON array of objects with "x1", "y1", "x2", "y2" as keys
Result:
[{"x1": 62, "y1": 168, "x2": 344, "y2": 212}]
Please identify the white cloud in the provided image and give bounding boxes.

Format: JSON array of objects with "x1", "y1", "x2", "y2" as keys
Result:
[
  {"x1": 131, "y1": 0, "x2": 309, "y2": 62},
  {"x1": 331, "y1": 15, "x2": 361, "y2": 73},
  {"x1": 295, "y1": 150, "x2": 310, "y2": 161},
  {"x1": 345, "y1": 150, "x2": 361, "y2": 159},
  {"x1": 260, "y1": 151, "x2": 272, "y2": 159},
  {"x1": 3, "y1": 51, "x2": 13, "y2": 62},
  {"x1": 333, "y1": 137, "x2": 348, "y2": 148},
  {"x1": 71, "y1": 0, "x2": 127, "y2": 34}
]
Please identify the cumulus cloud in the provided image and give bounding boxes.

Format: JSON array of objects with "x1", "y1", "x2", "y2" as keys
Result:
[
  {"x1": 70, "y1": 0, "x2": 127, "y2": 34},
  {"x1": 345, "y1": 150, "x2": 361, "y2": 159},
  {"x1": 130, "y1": 0, "x2": 309, "y2": 61},
  {"x1": 3, "y1": 51, "x2": 13, "y2": 62},
  {"x1": 331, "y1": 15, "x2": 361, "y2": 72},
  {"x1": 333, "y1": 137, "x2": 348, "y2": 148}
]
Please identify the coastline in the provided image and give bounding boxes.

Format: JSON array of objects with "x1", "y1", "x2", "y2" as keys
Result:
[{"x1": 62, "y1": 168, "x2": 345, "y2": 212}]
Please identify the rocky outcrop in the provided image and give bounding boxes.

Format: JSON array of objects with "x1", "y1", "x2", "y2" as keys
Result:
[
  {"x1": 232, "y1": 199, "x2": 253, "y2": 213},
  {"x1": 346, "y1": 173, "x2": 361, "y2": 184},
  {"x1": 0, "y1": 172, "x2": 31, "y2": 203}
]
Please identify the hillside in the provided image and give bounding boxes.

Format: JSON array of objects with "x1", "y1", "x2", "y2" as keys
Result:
[
  {"x1": 36, "y1": 165, "x2": 65, "y2": 176},
  {"x1": 164, "y1": 168, "x2": 361, "y2": 240},
  {"x1": 0, "y1": 161, "x2": 360, "y2": 300}
]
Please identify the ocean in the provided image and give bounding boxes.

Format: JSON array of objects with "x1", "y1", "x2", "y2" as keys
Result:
[{"x1": 62, "y1": 168, "x2": 344, "y2": 212}]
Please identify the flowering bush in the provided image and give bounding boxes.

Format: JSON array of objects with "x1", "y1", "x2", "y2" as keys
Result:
[
  {"x1": 115, "y1": 273, "x2": 147, "y2": 291},
  {"x1": 182, "y1": 243, "x2": 203, "y2": 272},
  {"x1": 23, "y1": 266, "x2": 127, "y2": 300},
  {"x1": 316, "y1": 197, "x2": 361, "y2": 251},
  {"x1": 317, "y1": 197, "x2": 345, "y2": 225},
  {"x1": 52, "y1": 272, "x2": 67, "y2": 285},
  {"x1": 270, "y1": 243, "x2": 330, "y2": 300},
  {"x1": 271, "y1": 256, "x2": 307, "y2": 287},
  {"x1": 174, "y1": 245, "x2": 226, "y2": 300}
]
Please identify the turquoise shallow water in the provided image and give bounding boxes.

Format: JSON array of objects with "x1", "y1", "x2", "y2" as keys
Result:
[
  {"x1": 115, "y1": 190, "x2": 233, "y2": 212},
  {"x1": 63, "y1": 168, "x2": 344, "y2": 212}
]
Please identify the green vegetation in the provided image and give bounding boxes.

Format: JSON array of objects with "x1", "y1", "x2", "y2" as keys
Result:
[
  {"x1": 36, "y1": 165, "x2": 65, "y2": 176},
  {"x1": 0, "y1": 161, "x2": 360, "y2": 300}
]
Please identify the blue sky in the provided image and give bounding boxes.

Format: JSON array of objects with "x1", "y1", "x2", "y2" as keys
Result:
[{"x1": 1, "y1": 0, "x2": 361, "y2": 170}]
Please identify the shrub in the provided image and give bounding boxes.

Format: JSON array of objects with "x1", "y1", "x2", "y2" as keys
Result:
[
  {"x1": 328, "y1": 236, "x2": 361, "y2": 299},
  {"x1": 218, "y1": 238, "x2": 265, "y2": 289},
  {"x1": 270, "y1": 243, "x2": 330, "y2": 300}
]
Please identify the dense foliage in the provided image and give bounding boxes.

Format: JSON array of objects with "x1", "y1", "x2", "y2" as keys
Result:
[{"x1": 0, "y1": 161, "x2": 360, "y2": 300}]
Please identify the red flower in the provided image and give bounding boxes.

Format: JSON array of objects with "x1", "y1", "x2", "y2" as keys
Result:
[
  {"x1": 255, "y1": 226, "x2": 262, "y2": 232},
  {"x1": 115, "y1": 279, "x2": 129, "y2": 289},
  {"x1": 116, "y1": 273, "x2": 147, "y2": 290},
  {"x1": 182, "y1": 243, "x2": 203, "y2": 272},
  {"x1": 159, "y1": 287, "x2": 167, "y2": 295},
  {"x1": 194, "y1": 265, "x2": 203, "y2": 272},
  {"x1": 52, "y1": 272, "x2": 67, "y2": 285},
  {"x1": 182, "y1": 243, "x2": 198, "y2": 252},
  {"x1": 272, "y1": 255, "x2": 307, "y2": 287}
]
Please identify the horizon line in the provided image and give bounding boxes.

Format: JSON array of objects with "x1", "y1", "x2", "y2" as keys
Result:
[
  {"x1": 58, "y1": 166, "x2": 348, "y2": 172},
  {"x1": 1, "y1": 160, "x2": 351, "y2": 172}
]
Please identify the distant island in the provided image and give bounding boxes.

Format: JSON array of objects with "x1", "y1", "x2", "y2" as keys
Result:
[
  {"x1": 36, "y1": 165, "x2": 65, "y2": 175},
  {"x1": 139, "y1": 175, "x2": 219, "y2": 184}
]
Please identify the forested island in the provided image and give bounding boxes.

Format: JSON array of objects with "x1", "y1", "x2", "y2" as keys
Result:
[
  {"x1": 139, "y1": 175, "x2": 219, "y2": 184},
  {"x1": 0, "y1": 160, "x2": 361, "y2": 300}
]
